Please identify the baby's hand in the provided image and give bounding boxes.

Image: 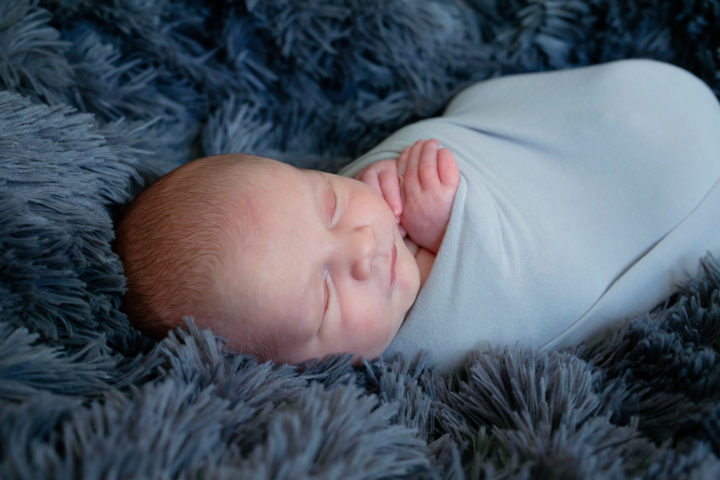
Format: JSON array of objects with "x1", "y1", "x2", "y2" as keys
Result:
[
  {"x1": 354, "y1": 158, "x2": 404, "y2": 228},
  {"x1": 398, "y1": 139, "x2": 459, "y2": 253}
]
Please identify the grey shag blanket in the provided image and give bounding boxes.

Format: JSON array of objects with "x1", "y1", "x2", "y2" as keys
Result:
[{"x1": 2, "y1": 1, "x2": 720, "y2": 478}]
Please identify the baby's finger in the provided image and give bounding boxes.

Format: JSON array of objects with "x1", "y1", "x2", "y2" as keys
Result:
[
  {"x1": 404, "y1": 140, "x2": 424, "y2": 197},
  {"x1": 396, "y1": 146, "x2": 410, "y2": 177},
  {"x1": 418, "y1": 139, "x2": 441, "y2": 189},
  {"x1": 357, "y1": 169, "x2": 383, "y2": 198},
  {"x1": 378, "y1": 168, "x2": 403, "y2": 216},
  {"x1": 407, "y1": 140, "x2": 425, "y2": 173},
  {"x1": 437, "y1": 147, "x2": 460, "y2": 188},
  {"x1": 398, "y1": 174, "x2": 405, "y2": 210}
]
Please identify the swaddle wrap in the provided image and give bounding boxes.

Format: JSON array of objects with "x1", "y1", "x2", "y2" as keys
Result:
[{"x1": 340, "y1": 60, "x2": 720, "y2": 372}]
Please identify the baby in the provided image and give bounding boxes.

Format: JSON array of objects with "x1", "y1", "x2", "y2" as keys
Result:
[
  {"x1": 116, "y1": 139, "x2": 454, "y2": 363},
  {"x1": 116, "y1": 59, "x2": 720, "y2": 371}
]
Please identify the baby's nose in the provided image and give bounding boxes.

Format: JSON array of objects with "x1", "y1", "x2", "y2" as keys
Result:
[{"x1": 350, "y1": 225, "x2": 376, "y2": 280}]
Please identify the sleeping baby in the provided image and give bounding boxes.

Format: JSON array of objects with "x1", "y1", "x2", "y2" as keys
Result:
[
  {"x1": 115, "y1": 140, "x2": 443, "y2": 364},
  {"x1": 115, "y1": 59, "x2": 720, "y2": 371}
]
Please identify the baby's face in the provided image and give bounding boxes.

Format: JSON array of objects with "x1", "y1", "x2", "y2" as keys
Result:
[{"x1": 211, "y1": 155, "x2": 420, "y2": 363}]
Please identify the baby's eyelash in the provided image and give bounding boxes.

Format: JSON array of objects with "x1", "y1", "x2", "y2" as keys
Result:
[
  {"x1": 323, "y1": 277, "x2": 331, "y2": 315},
  {"x1": 331, "y1": 188, "x2": 337, "y2": 216},
  {"x1": 327, "y1": 180, "x2": 337, "y2": 222}
]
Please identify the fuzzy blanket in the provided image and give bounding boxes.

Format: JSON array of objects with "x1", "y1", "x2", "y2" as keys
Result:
[{"x1": 2, "y1": 1, "x2": 720, "y2": 478}]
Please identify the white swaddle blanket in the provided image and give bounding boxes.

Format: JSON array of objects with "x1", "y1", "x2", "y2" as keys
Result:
[{"x1": 339, "y1": 60, "x2": 720, "y2": 372}]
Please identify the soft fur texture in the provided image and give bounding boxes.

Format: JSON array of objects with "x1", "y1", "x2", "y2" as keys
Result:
[{"x1": 1, "y1": 0, "x2": 719, "y2": 478}]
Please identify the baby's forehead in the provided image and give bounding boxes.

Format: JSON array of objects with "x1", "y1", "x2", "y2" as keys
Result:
[
  {"x1": 179, "y1": 157, "x2": 288, "y2": 209},
  {"x1": 214, "y1": 157, "x2": 307, "y2": 192},
  {"x1": 212, "y1": 159, "x2": 310, "y2": 236}
]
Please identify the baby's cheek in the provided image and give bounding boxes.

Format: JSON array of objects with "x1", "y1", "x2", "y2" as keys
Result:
[{"x1": 348, "y1": 312, "x2": 395, "y2": 357}]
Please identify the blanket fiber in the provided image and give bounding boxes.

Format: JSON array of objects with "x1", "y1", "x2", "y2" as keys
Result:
[{"x1": 1, "y1": 0, "x2": 720, "y2": 478}]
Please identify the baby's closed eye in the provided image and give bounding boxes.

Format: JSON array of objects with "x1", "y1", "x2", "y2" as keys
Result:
[
  {"x1": 322, "y1": 273, "x2": 331, "y2": 320},
  {"x1": 326, "y1": 179, "x2": 338, "y2": 225}
]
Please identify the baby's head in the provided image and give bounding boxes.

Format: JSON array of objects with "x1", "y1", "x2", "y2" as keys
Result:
[{"x1": 115, "y1": 154, "x2": 420, "y2": 363}]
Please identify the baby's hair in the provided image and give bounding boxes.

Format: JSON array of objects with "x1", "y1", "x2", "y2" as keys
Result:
[{"x1": 114, "y1": 155, "x2": 260, "y2": 342}]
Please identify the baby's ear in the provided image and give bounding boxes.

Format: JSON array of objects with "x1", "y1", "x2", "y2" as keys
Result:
[{"x1": 437, "y1": 148, "x2": 459, "y2": 188}]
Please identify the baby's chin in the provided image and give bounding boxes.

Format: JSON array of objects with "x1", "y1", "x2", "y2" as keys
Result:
[{"x1": 397, "y1": 240, "x2": 422, "y2": 299}]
